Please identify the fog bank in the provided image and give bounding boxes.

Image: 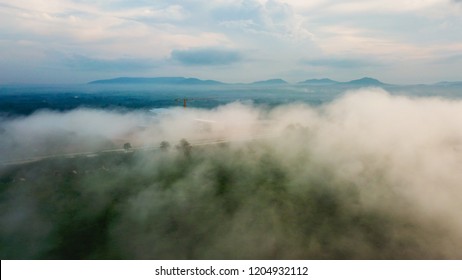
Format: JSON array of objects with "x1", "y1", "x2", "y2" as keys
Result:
[{"x1": 1, "y1": 88, "x2": 462, "y2": 259}]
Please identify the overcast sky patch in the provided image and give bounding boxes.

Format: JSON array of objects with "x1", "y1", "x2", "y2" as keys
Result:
[{"x1": 302, "y1": 57, "x2": 380, "y2": 69}]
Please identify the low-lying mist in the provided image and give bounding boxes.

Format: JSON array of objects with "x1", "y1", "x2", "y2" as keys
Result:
[{"x1": 1, "y1": 88, "x2": 462, "y2": 259}]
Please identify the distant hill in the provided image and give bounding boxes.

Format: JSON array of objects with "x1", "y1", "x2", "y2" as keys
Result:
[
  {"x1": 435, "y1": 81, "x2": 462, "y2": 86},
  {"x1": 251, "y1": 78, "x2": 288, "y2": 85},
  {"x1": 89, "y1": 77, "x2": 224, "y2": 85},
  {"x1": 298, "y1": 77, "x2": 387, "y2": 86},
  {"x1": 298, "y1": 78, "x2": 339, "y2": 86},
  {"x1": 343, "y1": 77, "x2": 386, "y2": 86}
]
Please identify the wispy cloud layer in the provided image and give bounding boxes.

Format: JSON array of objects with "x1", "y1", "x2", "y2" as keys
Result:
[{"x1": 0, "y1": 0, "x2": 461, "y2": 83}]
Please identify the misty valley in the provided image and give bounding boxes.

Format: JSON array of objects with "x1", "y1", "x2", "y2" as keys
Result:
[{"x1": 1, "y1": 83, "x2": 462, "y2": 259}]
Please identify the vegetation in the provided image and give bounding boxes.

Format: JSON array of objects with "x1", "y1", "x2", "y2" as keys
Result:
[{"x1": 0, "y1": 138, "x2": 456, "y2": 259}]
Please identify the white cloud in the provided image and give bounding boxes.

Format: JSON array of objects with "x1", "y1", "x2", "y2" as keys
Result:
[
  {"x1": 312, "y1": 25, "x2": 432, "y2": 60},
  {"x1": 0, "y1": 0, "x2": 232, "y2": 57},
  {"x1": 0, "y1": 0, "x2": 461, "y2": 83},
  {"x1": 326, "y1": 0, "x2": 449, "y2": 15}
]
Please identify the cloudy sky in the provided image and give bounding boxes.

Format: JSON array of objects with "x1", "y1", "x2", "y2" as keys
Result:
[{"x1": 1, "y1": 0, "x2": 461, "y2": 84}]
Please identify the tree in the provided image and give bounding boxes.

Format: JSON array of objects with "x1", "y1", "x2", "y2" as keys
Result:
[
  {"x1": 123, "y1": 142, "x2": 132, "y2": 151},
  {"x1": 176, "y1": 139, "x2": 192, "y2": 158},
  {"x1": 160, "y1": 141, "x2": 171, "y2": 151}
]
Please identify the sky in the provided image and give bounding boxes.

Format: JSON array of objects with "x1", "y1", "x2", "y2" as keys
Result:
[{"x1": 0, "y1": 0, "x2": 461, "y2": 84}]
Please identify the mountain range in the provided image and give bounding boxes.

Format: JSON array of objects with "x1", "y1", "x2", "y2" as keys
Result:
[
  {"x1": 89, "y1": 77, "x2": 224, "y2": 85},
  {"x1": 251, "y1": 78, "x2": 288, "y2": 85},
  {"x1": 89, "y1": 76, "x2": 459, "y2": 87},
  {"x1": 298, "y1": 78, "x2": 339, "y2": 86}
]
